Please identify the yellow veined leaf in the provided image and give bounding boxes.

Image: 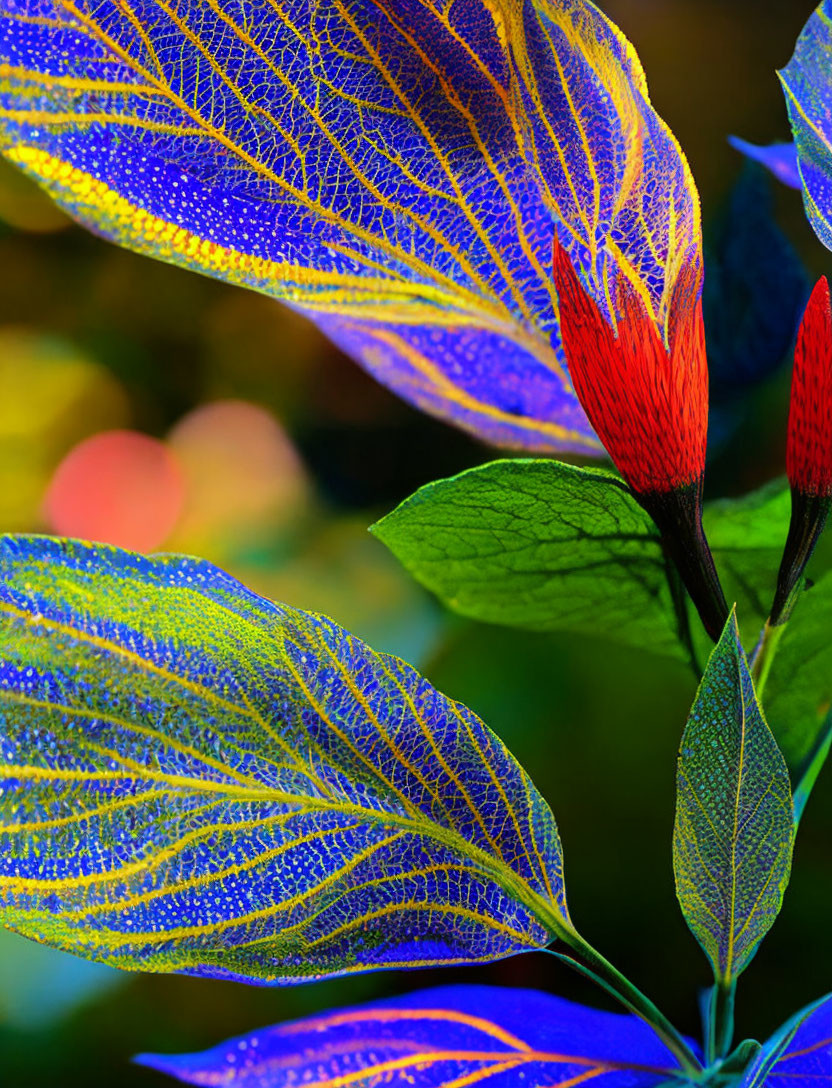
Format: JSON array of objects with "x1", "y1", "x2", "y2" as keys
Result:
[
  {"x1": 0, "y1": 0, "x2": 701, "y2": 452},
  {"x1": 674, "y1": 612, "x2": 794, "y2": 985},
  {"x1": 0, "y1": 535, "x2": 570, "y2": 982}
]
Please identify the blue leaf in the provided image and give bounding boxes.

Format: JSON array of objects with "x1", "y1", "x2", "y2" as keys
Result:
[
  {"x1": 0, "y1": 535, "x2": 568, "y2": 983},
  {"x1": 135, "y1": 984, "x2": 694, "y2": 1086},
  {"x1": 0, "y1": 0, "x2": 703, "y2": 453},
  {"x1": 739, "y1": 993, "x2": 832, "y2": 1087},
  {"x1": 728, "y1": 138, "x2": 802, "y2": 191},
  {"x1": 780, "y1": 1, "x2": 832, "y2": 253},
  {"x1": 704, "y1": 164, "x2": 808, "y2": 403}
]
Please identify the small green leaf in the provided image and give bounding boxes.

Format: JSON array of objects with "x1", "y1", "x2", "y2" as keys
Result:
[
  {"x1": 763, "y1": 572, "x2": 832, "y2": 821},
  {"x1": 371, "y1": 459, "x2": 685, "y2": 659},
  {"x1": 673, "y1": 612, "x2": 794, "y2": 985},
  {"x1": 793, "y1": 713, "x2": 832, "y2": 826}
]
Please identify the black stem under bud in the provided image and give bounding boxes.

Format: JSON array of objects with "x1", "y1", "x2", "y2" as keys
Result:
[
  {"x1": 770, "y1": 488, "x2": 832, "y2": 626},
  {"x1": 635, "y1": 482, "x2": 730, "y2": 643}
]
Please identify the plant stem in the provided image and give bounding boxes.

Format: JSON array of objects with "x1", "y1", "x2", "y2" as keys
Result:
[
  {"x1": 550, "y1": 933, "x2": 703, "y2": 1077},
  {"x1": 750, "y1": 621, "x2": 786, "y2": 699},
  {"x1": 706, "y1": 980, "x2": 736, "y2": 1064},
  {"x1": 637, "y1": 483, "x2": 729, "y2": 644},
  {"x1": 770, "y1": 489, "x2": 830, "y2": 626}
]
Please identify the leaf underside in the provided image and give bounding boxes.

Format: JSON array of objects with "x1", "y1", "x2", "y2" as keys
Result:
[{"x1": 0, "y1": 535, "x2": 567, "y2": 983}]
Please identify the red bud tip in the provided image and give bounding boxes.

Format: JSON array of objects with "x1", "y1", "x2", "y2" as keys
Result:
[
  {"x1": 771, "y1": 279, "x2": 832, "y2": 624},
  {"x1": 552, "y1": 236, "x2": 708, "y2": 497},
  {"x1": 553, "y1": 237, "x2": 727, "y2": 640},
  {"x1": 787, "y1": 276, "x2": 832, "y2": 497}
]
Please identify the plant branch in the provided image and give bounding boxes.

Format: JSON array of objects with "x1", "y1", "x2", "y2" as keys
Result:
[
  {"x1": 547, "y1": 935, "x2": 703, "y2": 1077},
  {"x1": 706, "y1": 979, "x2": 736, "y2": 1064},
  {"x1": 749, "y1": 621, "x2": 786, "y2": 699}
]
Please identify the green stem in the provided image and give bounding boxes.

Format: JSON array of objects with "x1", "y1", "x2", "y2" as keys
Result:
[
  {"x1": 706, "y1": 980, "x2": 736, "y2": 1064},
  {"x1": 750, "y1": 621, "x2": 786, "y2": 700},
  {"x1": 551, "y1": 933, "x2": 703, "y2": 1077}
]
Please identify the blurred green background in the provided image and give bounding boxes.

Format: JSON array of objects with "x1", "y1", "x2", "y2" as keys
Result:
[{"x1": 1, "y1": 0, "x2": 830, "y2": 1082}]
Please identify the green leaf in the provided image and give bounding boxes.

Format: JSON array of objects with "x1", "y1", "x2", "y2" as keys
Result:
[
  {"x1": 371, "y1": 459, "x2": 686, "y2": 659},
  {"x1": 673, "y1": 612, "x2": 794, "y2": 984},
  {"x1": 707, "y1": 488, "x2": 832, "y2": 812},
  {"x1": 373, "y1": 463, "x2": 802, "y2": 662},
  {"x1": 703, "y1": 479, "x2": 791, "y2": 636},
  {"x1": 792, "y1": 711, "x2": 832, "y2": 826},
  {"x1": 0, "y1": 535, "x2": 570, "y2": 983},
  {"x1": 372, "y1": 464, "x2": 832, "y2": 700},
  {"x1": 765, "y1": 572, "x2": 832, "y2": 789}
]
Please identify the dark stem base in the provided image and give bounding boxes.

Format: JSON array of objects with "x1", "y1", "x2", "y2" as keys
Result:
[
  {"x1": 771, "y1": 488, "x2": 831, "y2": 626},
  {"x1": 635, "y1": 482, "x2": 730, "y2": 644}
]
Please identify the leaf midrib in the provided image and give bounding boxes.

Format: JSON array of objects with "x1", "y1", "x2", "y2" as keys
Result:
[{"x1": 1, "y1": 759, "x2": 569, "y2": 945}]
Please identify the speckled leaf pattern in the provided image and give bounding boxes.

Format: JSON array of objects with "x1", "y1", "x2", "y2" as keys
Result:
[
  {"x1": 780, "y1": 1, "x2": 832, "y2": 253},
  {"x1": 136, "y1": 984, "x2": 691, "y2": 1087},
  {"x1": 0, "y1": 535, "x2": 569, "y2": 983},
  {"x1": 0, "y1": 0, "x2": 702, "y2": 452},
  {"x1": 673, "y1": 613, "x2": 794, "y2": 984}
]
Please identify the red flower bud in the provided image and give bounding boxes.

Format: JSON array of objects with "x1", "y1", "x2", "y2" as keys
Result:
[
  {"x1": 553, "y1": 237, "x2": 708, "y2": 497},
  {"x1": 771, "y1": 277, "x2": 832, "y2": 625},
  {"x1": 787, "y1": 277, "x2": 832, "y2": 496},
  {"x1": 553, "y1": 237, "x2": 727, "y2": 641}
]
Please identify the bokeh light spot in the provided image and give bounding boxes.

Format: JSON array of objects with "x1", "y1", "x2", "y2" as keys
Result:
[
  {"x1": 166, "y1": 399, "x2": 309, "y2": 557},
  {"x1": 44, "y1": 430, "x2": 184, "y2": 552}
]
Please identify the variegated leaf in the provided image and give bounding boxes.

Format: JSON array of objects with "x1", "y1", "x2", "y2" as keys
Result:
[
  {"x1": 780, "y1": 1, "x2": 832, "y2": 252},
  {"x1": 0, "y1": 0, "x2": 702, "y2": 452},
  {"x1": 0, "y1": 535, "x2": 569, "y2": 982}
]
